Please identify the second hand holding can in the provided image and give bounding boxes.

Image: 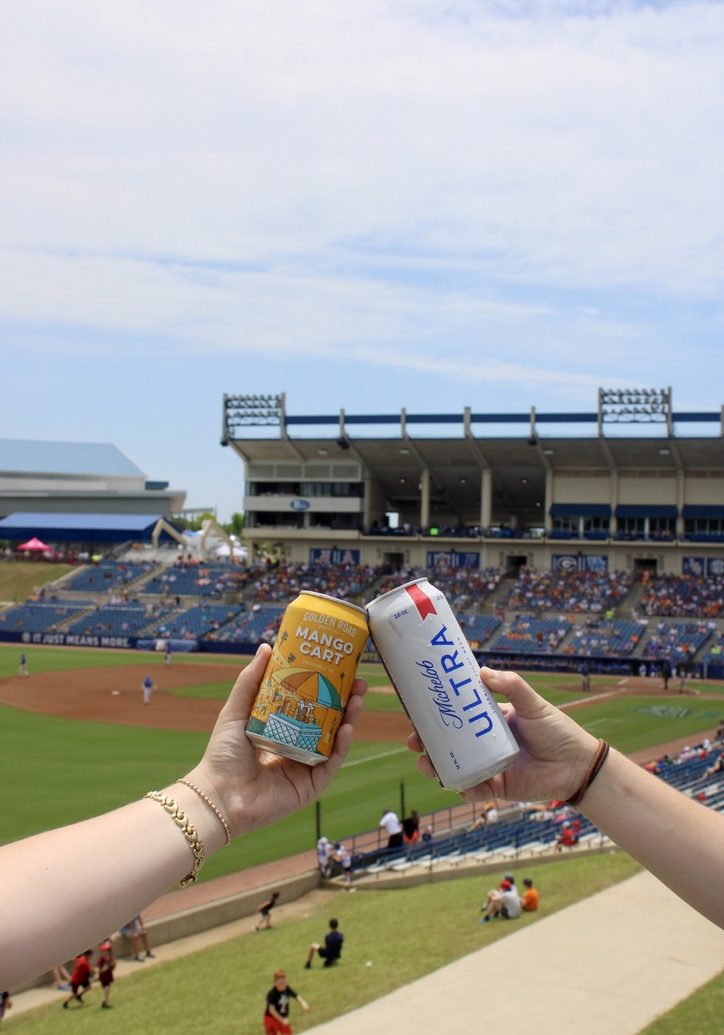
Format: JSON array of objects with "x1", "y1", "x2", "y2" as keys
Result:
[{"x1": 367, "y1": 577, "x2": 519, "y2": 792}]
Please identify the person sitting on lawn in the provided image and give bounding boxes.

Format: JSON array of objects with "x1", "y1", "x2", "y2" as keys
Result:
[
  {"x1": 520, "y1": 877, "x2": 539, "y2": 912},
  {"x1": 304, "y1": 918, "x2": 344, "y2": 968},
  {"x1": 480, "y1": 879, "x2": 522, "y2": 922}
]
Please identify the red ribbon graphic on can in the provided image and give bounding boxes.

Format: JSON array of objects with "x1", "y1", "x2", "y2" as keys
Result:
[{"x1": 406, "y1": 582, "x2": 437, "y2": 620}]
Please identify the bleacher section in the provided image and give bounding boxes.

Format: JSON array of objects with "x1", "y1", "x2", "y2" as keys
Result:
[
  {"x1": 1, "y1": 560, "x2": 723, "y2": 673},
  {"x1": 374, "y1": 567, "x2": 504, "y2": 609},
  {"x1": 206, "y1": 605, "x2": 286, "y2": 644},
  {"x1": 562, "y1": 619, "x2": 644, "y2": 657},
  {"x1": 141, "y1": 564, "x2": 249, "y2": 598},
  {"x1": 701, "y1": 634, "x2": 724, "y2": 667},
  {"x1": 504, "y1": 569, "x2": 632, "y2": 613},
  {"x1": 253, "y1": 562, "x2": 382, "y2": 602},
  {"x1": 0, "y1": 601, "x2": 92, "y2": 634},
  {"x1": 488, "y1": 615, "x2": 571, "y2": 654},
  {"x1": 348, "y1": 747, "x2": 723, "y2": 878},
  {"x1": 641, "y1": 621, "x2": 713, "y2": 666},
  {"x1": 640, "y1": 573, "x2": 724, "y2": 618},
  {"x1": 151, "y1": 604, "x2": 241, "y2": 640},
  {"x1": 61, "y1": 561, "x2": 155, "y2": 592},
  {"x1": 459, "y1": 614, "x2": 501, "y2": 645},
  {"x1": 64, "y1": 603, "x2": 177, "y2": 638}
]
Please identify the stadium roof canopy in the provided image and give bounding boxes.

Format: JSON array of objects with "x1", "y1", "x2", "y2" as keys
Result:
[
  {"x1": 0, "y1": 439, "x2": 146, "y2": 478},
  {"x1": 0, "y1": 512, "x2": 165, "y2": 543},
  {"x1": 224, "y1": 403, "x2": 724, "y2": 524}
]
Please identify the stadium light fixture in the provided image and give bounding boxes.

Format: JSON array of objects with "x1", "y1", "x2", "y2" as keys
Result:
[
  {"x1": 598, "y1": 387, "x2": 671, "y2": 430},
  {"x1": 223, "y1": 392, "x2": 285, "y2": 435}
]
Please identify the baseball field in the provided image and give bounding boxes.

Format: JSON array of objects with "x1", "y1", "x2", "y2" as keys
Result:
[
  {"x1": 3, "y1": 642, "x2": 723, "y2": 1033},
  {"x1": 1, "y1": 642, "x2": 722, "y2": 880}
]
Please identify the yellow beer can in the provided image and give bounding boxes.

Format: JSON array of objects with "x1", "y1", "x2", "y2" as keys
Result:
[{"x1": 246, "y1": 591, "x2": 369, "y2": 765}]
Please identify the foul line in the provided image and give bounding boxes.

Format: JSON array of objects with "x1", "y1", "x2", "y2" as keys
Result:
[{"x1": 344, "y1": 746, "x2": 409, "y2": 767}]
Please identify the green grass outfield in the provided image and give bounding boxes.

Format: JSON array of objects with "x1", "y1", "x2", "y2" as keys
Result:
[
  {"x1": 0, "y1": 704, "x2": 457, "y2": 879},
  {"x1": 1, "y1": 644, "x2": 722, "y2": 880},
  {"x1": 14, "y1": 853, "x2": 642, "y2": 1034}
]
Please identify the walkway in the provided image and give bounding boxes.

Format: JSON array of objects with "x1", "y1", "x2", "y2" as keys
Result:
[{"x1": 304, "y1": 871, "x2": 724, "y2": 1035}]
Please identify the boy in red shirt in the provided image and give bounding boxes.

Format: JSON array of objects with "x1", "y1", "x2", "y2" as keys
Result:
[
  {"x1": 97, "y1": 940, "x2": 116, "y2": 1009},
  {"x1": 62, "y1": 950, "x2": 93, "y2": 1008},
  {"x1": 263, "y1": 969, "x2": 309, "y2": 1034}
]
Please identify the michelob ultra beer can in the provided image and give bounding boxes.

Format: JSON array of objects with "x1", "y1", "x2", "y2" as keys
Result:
[
  {"x1": 366, "y1": 578, "x2": 519, "y2": 791},
  {"x1": 246, "y1": 592, "x2": 369, "y2": 765}
]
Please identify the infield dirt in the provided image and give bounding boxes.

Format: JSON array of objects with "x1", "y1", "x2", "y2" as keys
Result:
[{"x1": 0, "y1": 664, "x2": 720, "y2": 762}]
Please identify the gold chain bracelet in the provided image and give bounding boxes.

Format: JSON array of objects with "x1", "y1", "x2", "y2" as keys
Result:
[
  {"x1": 144, "y1": 791, "x2": 205, "y2": 886},
  {"x1": 177, "y1": 779, "x2": 232, "y2": 846}
]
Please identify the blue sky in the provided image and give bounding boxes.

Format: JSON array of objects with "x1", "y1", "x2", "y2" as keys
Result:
[{"x1": 2, "y1": 1, "x2": 723, "y2": 520}]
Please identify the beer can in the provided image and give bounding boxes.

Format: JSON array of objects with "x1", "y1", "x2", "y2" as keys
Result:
[
  {"x1": 246, "y1": 591, "x2": 369, "y2": 765},
  {"x1": 366, "y1": 577, "x2": 519, "y2": 791}
]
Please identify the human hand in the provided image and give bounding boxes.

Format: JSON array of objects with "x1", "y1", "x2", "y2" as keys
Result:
[
  {"x1": 186, "y1": 644, "x2": 367, "y2": 837},
  {"x1": 408, "y1": 667, "x2": 599, "y2": 804}
]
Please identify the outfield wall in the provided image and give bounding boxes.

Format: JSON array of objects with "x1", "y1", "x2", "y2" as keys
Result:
[{"x1": 3, "y1": 628, "x2": 723, "y2": 678}]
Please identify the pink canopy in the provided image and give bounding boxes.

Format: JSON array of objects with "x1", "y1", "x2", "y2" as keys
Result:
[{"x1": 17, "y1": 537, "x2": 50, "y2": 552}]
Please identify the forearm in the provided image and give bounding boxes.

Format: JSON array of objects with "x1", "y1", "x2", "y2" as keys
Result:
[
  {"x1": 0, "y1": 781, "x2": 226, "y2": 988},
  {"x1": 580, "y1": 748, "x2": 724, "y2": 928}
]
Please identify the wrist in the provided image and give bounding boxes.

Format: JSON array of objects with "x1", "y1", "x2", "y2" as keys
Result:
[
  {"x1": 163, "y1": 779, "x2": 228, "y2": 857},
  {"x1": 562, "y1": 728, "x2": 601, "y2": 799},
  {"x1": 567, "y1": 739, "x2": 610, "y2": 807}
]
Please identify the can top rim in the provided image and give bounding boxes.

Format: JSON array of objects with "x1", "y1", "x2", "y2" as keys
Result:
[
  {"x1": 366, "y1": 577, "x2": 429, "y2": 609},
  {"x1": 298, "y1": 590, "x2": 367, "y2": 616}
]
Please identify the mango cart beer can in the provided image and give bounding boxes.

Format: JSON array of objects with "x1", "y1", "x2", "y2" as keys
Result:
[
  {"x1": 246, "y1": 592, "x2": 369, "y2": 765},
  {"x1": 366, "y1": 578, "x2": 519, "y2": 792}
]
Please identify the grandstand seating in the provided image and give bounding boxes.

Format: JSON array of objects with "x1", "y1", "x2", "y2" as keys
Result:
[
  {"x1": 205, "y1": 605, "x2": 286, "y2": 644},
  {"x1": 504, "y1": 569, "x2": 632, "y2": 613},
  {"x1": 459, "y1": 614, "x2": 501, "y2": 645},
  {"x1": 141, "y1": 564, "x2": 248, "y2": 597},
  {"x1": 61, "y1": 562, "x2": 155, "y2": 592},
  {"x1": 640, "y1": 574, "x2": 724, "y2": 618},
  {"x1": 348, "y1": 746, "x2": 723, "y2": 878},
  {"x1": 64, "y1": 603, "x2": 177, "y2": 638},
  {"x1": 252, "y1": 562, "x2": 382, "y2": 602},
  {"x1": 700, "y1": 634, "x2": 724, "y2": 667},
  {"x1": 641, "y1": 621, "x2": 713, "y2": 665},
  {"x1": 488, "y1": 615, "x2": 571, "y2": 653},
  {"x1": 563, "y1": 619, "x2": 644, "y2": 657},
  {"x1": 0, "y1": 602, "x2": 92, "y2": 634},
  {"x1": 3, "y1": 555, "x2": 723, "y2": 673},
  {"x1": 151, "y1": 604, "x2": 241, "y2": 640},
  {"x1": 373, "y1": 567, "x2": 504, "y2": 609}
]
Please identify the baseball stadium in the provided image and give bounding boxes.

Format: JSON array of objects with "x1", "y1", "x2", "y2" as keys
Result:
[{"x1": 1, "y1": 389, "x2": 723, "y2": 1033}]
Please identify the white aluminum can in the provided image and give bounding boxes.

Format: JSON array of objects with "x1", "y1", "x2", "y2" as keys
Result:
[{"x1": 366, "y1": 577, "x2": 519, "y2": 792}]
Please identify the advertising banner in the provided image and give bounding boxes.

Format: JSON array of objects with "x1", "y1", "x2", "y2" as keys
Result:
[
  {"x1": 552, "y1": 554, "x2": 608, "y2": 573},
  {"x1": 309, "y1": 548, "x2": 361, "y2": 565}
]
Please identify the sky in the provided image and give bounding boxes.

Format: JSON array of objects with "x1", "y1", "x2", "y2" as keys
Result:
[{"x1": 2, "y1": 1, "x2": 723, "y2": 521}]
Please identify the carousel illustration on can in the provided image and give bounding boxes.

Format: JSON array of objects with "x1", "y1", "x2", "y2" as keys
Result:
[{"x1": 246, "y1": 591, "x2": 369, "y2": 765}]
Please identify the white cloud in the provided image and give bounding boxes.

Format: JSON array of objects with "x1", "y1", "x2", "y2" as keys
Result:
[{"x1": 1, "y1": 0, "x2": 723, "y2": 399}]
